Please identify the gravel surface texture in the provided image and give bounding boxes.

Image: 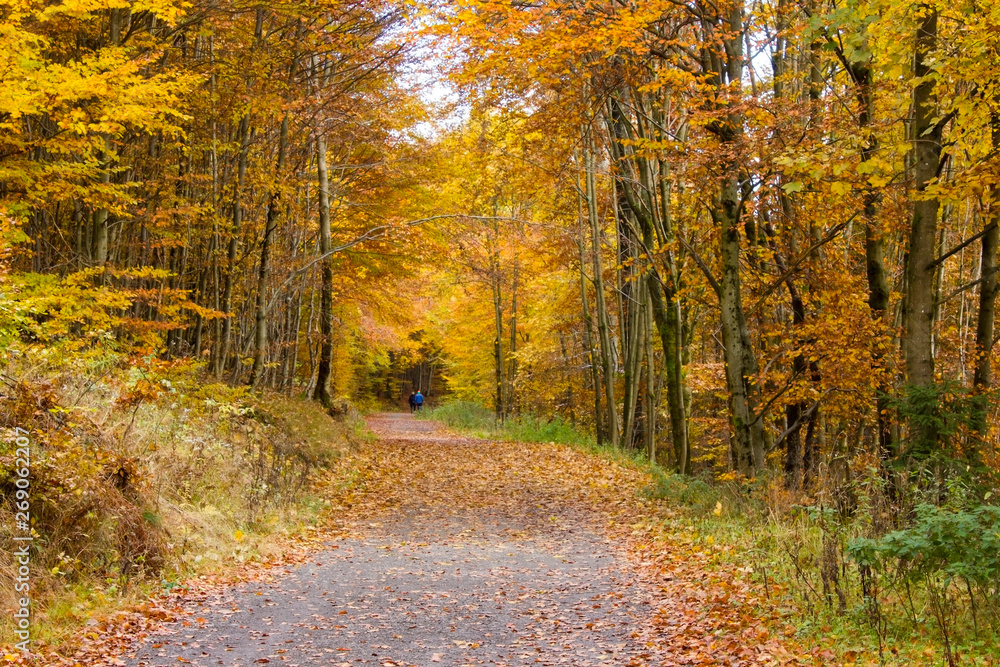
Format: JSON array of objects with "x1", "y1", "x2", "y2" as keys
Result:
[{"x1": 127, "y1": 414, "x2": 658, "y2": 667}]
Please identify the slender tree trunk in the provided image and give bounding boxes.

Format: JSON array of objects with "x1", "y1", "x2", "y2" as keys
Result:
[
  {"x1": 654, "y1": 155, "x2": 689, "y2": 473},
  {"x1": 285, "y1": 279, "x2": 304, "y2": 393},
  {"x1": 251, "y1": 113, "x2": 289, "y2": 387},
  {"x1": 783, "y1": 252, "x2": 807, "y2": 488},
  {"x1": 493, "y1": 269, "x2": 505, "y2": 423},
  {"x1": 770, "y1": 19, "x2": 821, "y2": 488},
  {"x1": 867, "y1": 222, "x2": 894, "y2": 462},
  {"x1": 586, "y1": 133, "x2": 619, "y2": 447},
  {"x1": 313, "y1": 132, "x2": 335, "y2": 406},
  {"x1": 508, "y1": 252, "x2": 518, "y2": 417},
  {"x1": 217, "y1": 114, "x2": 250, "y2": 378},
  {"x1": 92, "y1": 141, "x2": 111, "y2": 266},
  {"x1": 305, "y1": 279, "x2": 317, "y2": 396},
  {"x1": 701, "y1": 5, "x2": 766, "y2": 473},
  {"x1": 648, "y1": 281, "x2": 686, "y2": 470},
  {"x1": 622, "y1": 275, "x2": 646, "y2": 449},
  {"x1": 74, "y1": 200, "x2": 86, "y2": 266},
  {"x1": 577, "y1": 220, "x2": 604, "y2": 443},
  {"x1": 716, "y1": 176, "x2": 766, "y2": 472},
  {"x1": 193, "y1": 257, "x2": 209, "y2": 357},
  {"x1": 208, "y1": 47, "x2": 222, "y2": 372},
  {"x1": 971, "y1": 113, "x2": 1000, "y2": 441},
  {"x1": 644, "y1": 286, "x2": 657, "y2": 461},
  {"x1": 92, "y1": 15, "x2": 120, "y2": 268},
  {"x1": 841, "y1": 40, "x2": 895, "y2": 462}
]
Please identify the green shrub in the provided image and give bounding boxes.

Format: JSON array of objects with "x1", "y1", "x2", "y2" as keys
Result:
[
  {"x1": 848, "y1": 503, "x2": 1000, "y2": 587},
  {"x1": 892, "y1": 380, "x2": 992, "y2": 466}
]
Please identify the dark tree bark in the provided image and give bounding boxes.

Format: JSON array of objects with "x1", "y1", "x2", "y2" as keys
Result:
[
  {"x1": 250, "y1": 112, "x2": 289, "y2": 387},
  {"x1": 216, "y1": 113, "x2": 250, "y2": 378},
  {"x1": 313, "y1": 131, "x2": 335, "y2": 406},
  {"x1": 970, "y1": 112, "x2": 1000, "y2": 441}
]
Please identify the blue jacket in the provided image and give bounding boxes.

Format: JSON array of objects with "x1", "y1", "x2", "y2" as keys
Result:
[{"x1": 414, "y1": 393, "x2": 424, "y2": 404}]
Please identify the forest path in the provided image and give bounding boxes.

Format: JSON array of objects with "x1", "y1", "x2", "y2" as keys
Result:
[
  {"x1": 126, "y1": 414, "x2": 661, "y2": 666},
  {"x1": 124, "y1": 414, "x2": 811, "y2": 667}
]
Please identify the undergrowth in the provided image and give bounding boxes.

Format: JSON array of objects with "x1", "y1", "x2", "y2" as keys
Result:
[
  {"x1": 651, "y1": 472, "x2": 1000, "y2": 666},
  {"x1": 0, "y1": 354, "x2": 363, "y2": 651},
  {"x1": 417, "y1": 400, "x2": 594, "y2": 448},
  {"x1": 421, "y1": 399, "x2": 1000, "y2": 666}
]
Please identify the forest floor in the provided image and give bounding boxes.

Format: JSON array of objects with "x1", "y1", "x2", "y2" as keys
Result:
[{"x1": 66, "y1": 413, "x2": 829, "y2": 666}]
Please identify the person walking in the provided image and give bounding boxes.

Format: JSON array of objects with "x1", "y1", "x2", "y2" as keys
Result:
[
  {"x1": 413, "y1": 390, "x2": 424, "y2": 411},
  {"x1": 408, "y1": 392, "x2": 417, "y2": 413}
]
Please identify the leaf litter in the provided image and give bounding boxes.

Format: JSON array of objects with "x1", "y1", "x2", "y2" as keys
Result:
[{"x1": 11, "y1": 413, "x2": 832, "y2": 666}]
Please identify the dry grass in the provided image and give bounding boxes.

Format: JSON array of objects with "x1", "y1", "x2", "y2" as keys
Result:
[{"x1": 0, "y1": 355, "x2": 359, "y2": 648}]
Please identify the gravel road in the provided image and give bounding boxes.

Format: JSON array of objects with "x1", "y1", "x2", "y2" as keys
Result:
[{"x1": 127, "y1": 414, "x2": 658, "y2": 667}]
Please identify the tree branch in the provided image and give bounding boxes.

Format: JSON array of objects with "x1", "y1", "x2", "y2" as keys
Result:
[{"x1": 747, "y1": 212, "x2": 858, "y2": 317}]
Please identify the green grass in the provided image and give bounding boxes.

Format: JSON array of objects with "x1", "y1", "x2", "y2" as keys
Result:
[
  {"x1": 416, "y1": 400, "x2": 493, "y2": 430},
  {"x1": 416, "y1": 399, "x2": 1000, "y2": 665},
  {"x1": 417, "y1": 400, "x2": 680, "y2": 479},
  {"x1": 639, "y1": 470, "x2": 1000, "y2": 665},
  {"x1": 417, "y1": 400, "x2": 595, "y2": 447}
]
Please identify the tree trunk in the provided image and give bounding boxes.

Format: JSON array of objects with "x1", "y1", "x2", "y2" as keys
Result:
[
  {"x1": 313, "y1": 132, "x2": 335, "y2": 406},
  {"x1": 716, "y1": 177, "x2": 766, "y2": 472},
  {"x1": 250, "y1": 113, "x2": 289, "y2": 387},
  {"x1": 586, "y1": 133, "x2": 619, "y2": 447},
  {"x1": 508, "y1": 252, "x2": 518, "y2": 417},
  {"x1": 91, "y1": 15, "x2": 119, "y2": 268},
  {"x1": 74, "y1": 200, "x2": 86, "y2": 266},
  {"x1": 971, "y1": 112, "x2": 1000, "y2": 441},
  {"x1": 217, "y1": 113, "x2": 250, "y2": 378},
  {"x1": 92, "y1": 144, "x2": 111, "y2": 266},
  {"x1": 577, "y1": 198, "x2": 604, "y2": 442},
  {"x1": 644, "y1": 278, "x2": 657, "y2": 461},
  {"x1": 617, "y1": 190, "x2": 640, "y2": 447},
  {"x1": 840, "y1": 33, "x2": 895, "y2": 463},
  {"x1": 621, "y1": 276, "x2": 644, "y2": 448},
  {"x1": 493, "y1": 271, "x2": 505, "y2": 423},
  {"x1": 305, "y1": 279, "x2": 317, "y2": 396},
  {"x1": 704, "y1": 4, "x2": 766, "y2": 474},
  {"x1": 654, "y1": 157, "x2": 689, "y2": 473},
  {"x1": 903, "y1": 6, "x2": 942, "y2": 454}
]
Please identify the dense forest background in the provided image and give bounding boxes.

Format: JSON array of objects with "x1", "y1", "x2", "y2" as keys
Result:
[{"x1": 2, "y1": 0, "x2": 1000, "y2": 660}]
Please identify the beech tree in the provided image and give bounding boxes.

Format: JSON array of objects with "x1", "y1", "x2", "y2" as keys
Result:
[{"x1": 429, "y1": 0, "x2": 1000, "y2": 483}]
